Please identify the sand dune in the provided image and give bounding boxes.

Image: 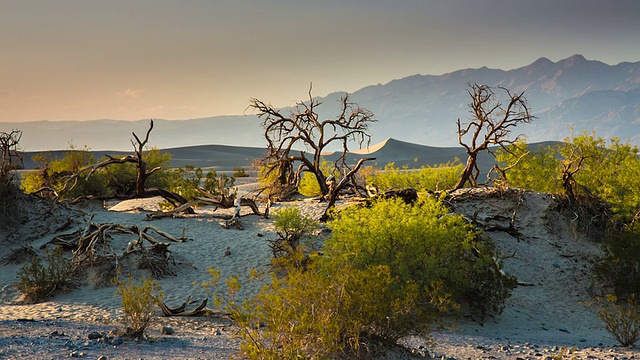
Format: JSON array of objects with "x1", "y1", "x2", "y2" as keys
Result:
[{"x1": 1, "y1": 185, "x2": 639, "y2": 359}]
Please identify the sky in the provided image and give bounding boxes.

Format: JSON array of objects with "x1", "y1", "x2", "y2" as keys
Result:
[{"x1": 1, "y1": 0, "x2": 640, "y2": 123}]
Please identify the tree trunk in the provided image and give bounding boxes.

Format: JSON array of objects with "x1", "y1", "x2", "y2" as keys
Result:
[{"x1": 454, "y1": 153, "x2": 477, "y2": 190}]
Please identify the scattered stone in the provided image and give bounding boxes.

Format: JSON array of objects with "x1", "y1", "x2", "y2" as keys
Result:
[
  {"x1": 87, "y1": 332, "x2": 103, "y2": 340},
  {"x1": 161, "y1": 326, "x2": 175, "y2": 335},
  {"x1": 111, "y1": 337, "x2": 124, "y2": 346},
  {"x1": 69, "y1": 350, "x2": 84, "y2": 357},
  {"x1": 97, "y1": 356, "x2": 108, "y2": 360}
]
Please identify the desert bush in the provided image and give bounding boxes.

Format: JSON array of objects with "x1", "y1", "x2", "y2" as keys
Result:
[
  {"x1": 102, "y1": 147, "x2": 174, "y2": 195},
  {"x1": 498, "y1": 133, "x2": 640, "y2": 222},
  {"x1": 15, "y1": 247, "x2": 75, "y2": 303},
  {"x1": 115, "y1": 274, "x2": 163, "y2": 338},
  {"x1": 207, "y1": 263, "x2": 454, "y2": 359},
  {"x1": 365, "y1": 161, "x2": 462, "y2": 193},
  {"x1": 233, "y1": 167, "x2": 248, "y2": 177},
  {"x1": 594, "y1": 223, "x2": 640, "y2": 297},
  {"x1": 298, "y1": 160, "x2": 339, "y2": 197},
  {"x1": 267, "y1": 207, "x2": 319, "y2": 269},
  {"x1": 327, "y1": 197, "x2": 514, "y2": 319},
  {"x1": 255, "y1": 158, "x2": 297, "y2": 200},
  {"x1": 0, "y1": 171, "x2": 23, "y2": 228},
  {"x1": 0, "y1": 130, "x2": 24, "y2": 228},
  {"x1": 208, "y1": 198, "x2": 512, "y2": 358},
  {"x1": 495, "y1": 139, "x2": 560, "y2": 193},
  {"x1": 591, "y1": 294, "x2": 640, "y2": 347},
  {"x1": 21, "y1": 145, "x2": 108, "y2": 198}
]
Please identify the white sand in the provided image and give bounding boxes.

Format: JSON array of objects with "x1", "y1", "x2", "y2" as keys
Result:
[{"x1": 1, "y1": 188, "x2": 639, "y2": 359}]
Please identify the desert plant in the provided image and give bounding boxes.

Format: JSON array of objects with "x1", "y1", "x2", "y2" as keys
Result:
[
  {"x1": 594, "y1": 223, "x2": 640, "y2": 297},
  {"x1": 327, "y1": 197, "x2": 514, "y2": 319},
  {"x1": 207, "y1": 262, "x2": 455, "y2": 359},
  {"x1": 0, "y1": 129, "x2": 24, "y2": 227},
  {"x1": 15, "y1": 247, "x2": 75, "y2": 303},
  {"x1": 115, "y1": 274, "x2": 163, "y2": 338},
  {"x1": 233, "y1": 167, "x2": 248, "y2": 178},
  {"x1": 297, "y1": 160, "x2": 340, "y2": 197},
  {"x1": 0, "y1": 170, "x2": 23, "y2": 228},
  {"x1": 21, "y1": 144, "x2": 108, "y2": 198},
  {"x1": 365, "y1": 161, "x2": 462, "y2": 193},
  {"x1": 495, "y1": 139, "x2": 561, "y2": 193},
  {"x1": 454, "y1": 83, "x2": 533, "y2": 189},
  {"x1": 266, "y1": 207, "x2": 319, "y2": 269},
  {"x1": 592, "y1": 294, "x2": 640, "y2": 347}
]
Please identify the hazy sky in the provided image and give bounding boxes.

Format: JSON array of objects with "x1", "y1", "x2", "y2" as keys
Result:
[{"x1": 2, "y1": 0, "x2": 640, "y2": 123}]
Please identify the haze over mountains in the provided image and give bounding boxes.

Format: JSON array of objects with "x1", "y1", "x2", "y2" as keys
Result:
[{"x1": 5, "y1": 54, "x2": 640, "y2": 152}]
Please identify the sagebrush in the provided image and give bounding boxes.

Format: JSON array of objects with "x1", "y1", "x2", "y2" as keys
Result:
[
  {"x1": 115, "y1": 274, "x2": 163, "y2": 338},
  {"x1": 15, "y1": 248, "x2": 75, "y2": 303}
]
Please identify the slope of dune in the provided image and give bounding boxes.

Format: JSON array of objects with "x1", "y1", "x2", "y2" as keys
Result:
[{"x1": 1, "y1": 185, "x2": 638, "y2": 359}]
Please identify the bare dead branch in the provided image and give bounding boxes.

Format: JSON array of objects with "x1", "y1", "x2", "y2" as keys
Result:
[{"x1": 454, "y1": 83, "x2": 534, "y2": 190}]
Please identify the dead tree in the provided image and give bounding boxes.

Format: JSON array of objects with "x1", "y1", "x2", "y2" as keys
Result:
[
  {"x1": 0, "y1": 130, "x2": 23, "y2": 177},
  {"x1": 454, "y1": 83, "x2": 533, "y2": 190},
  {"x1": 249, "y1": 86, "x2": 376, "y2": 204},
  {"x1": 63, "y1": 120, "x2": 191, "y2": 210}
]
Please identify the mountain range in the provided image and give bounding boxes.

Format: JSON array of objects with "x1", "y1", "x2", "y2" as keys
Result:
[{"x1": 4, "y1": 54, "x2": 640, "y2": 152}]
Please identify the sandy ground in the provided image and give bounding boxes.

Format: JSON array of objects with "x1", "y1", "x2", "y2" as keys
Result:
[{"x1": 1, "y1": 186, "x2": 639, "y2": 359}]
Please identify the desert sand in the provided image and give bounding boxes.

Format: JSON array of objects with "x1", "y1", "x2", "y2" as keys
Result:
[{"x1": 1, "y1": 180, "x2": 639, "y2": 359}]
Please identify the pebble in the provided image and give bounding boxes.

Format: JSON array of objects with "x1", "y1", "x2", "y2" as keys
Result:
[
  {"x1": 87, "y1": 332, "x2": 103, "y2": 340},
  {"x1": 161, "y1": 326, "x2": 174, "y2": 335}
]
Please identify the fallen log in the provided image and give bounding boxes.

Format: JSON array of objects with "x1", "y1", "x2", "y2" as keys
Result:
[
  {"x1": 145, "y1": 196, "x2": 264, "y2": 221},
  {"x1": 158, "y1": 297, "x2": 227, "y2": 317}
]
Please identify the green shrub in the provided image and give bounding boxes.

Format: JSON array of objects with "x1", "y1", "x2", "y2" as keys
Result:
[
  {"x1": 170, "y1": 166, "x2": 236, "y2": 199},
  {"x1": 327, "y1": 197, "x2": 514, "y2": 319},
  {"x1": 495, "y1": 139, "x2": 560, "y2": 193},
  {"x1": 365, "y1": 161, "x2": 462, "y2": 193},
  {"x1": 297, "y1": 160, "x2": 338, "y2": 197},
  {"x1": 594, "y1": 223, "x2": 640, "y2": 297},
  {"x1": 497, "y1": 133, "x2": 640, "y2": 222},
  {"x1": 15, "y1": 247, "x2": 74, "y2": 303},
  {"x1": 21, "y1": 145, "x2": 108, "y2": 198},
  {"x1": 0, "y1": 171, "x2": 23, "y2": 228},
  {"x1": 267, "y1": 207, "x2": 319, "y2": 269},
  {"x1": 102, "y1": 147, "x2": 174, "y2": 194},
  {"x1": 207, "y1": 263, "x2": 454, "y2": 359},
  {"x1": 208, "y1": 198, "x2": 512, "y2": 358},
  {"x1": 168, "y1": 165, "x2": 204, "y2": 200},
  {"x1": 115, "y1": 275, "x2": 163, "y2": 338},
  {"x1": 233, "y1": 167, "x2": 248, "y2": 178},
  {"x1": 591, "y1": 294, "x2": 640, "y2": 347}
]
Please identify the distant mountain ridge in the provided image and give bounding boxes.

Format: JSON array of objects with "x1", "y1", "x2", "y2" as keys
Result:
[
  {"x1": 20, "y1": 138, "x2": 561, "y2": 178},
  {"x1": 4, "y1": 54, "x2": 640, "y2": 151}
]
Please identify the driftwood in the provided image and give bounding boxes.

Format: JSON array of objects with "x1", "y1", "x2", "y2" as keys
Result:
[
  {"x1": 145, "y1": 185, "x2": 267, "y2": 228},
  {"x1": 158, "y1": 297, "x2": 229, "y2": 317},
  {"x1": 42, "y1": 217, "x2": 189, "y2": 278}
]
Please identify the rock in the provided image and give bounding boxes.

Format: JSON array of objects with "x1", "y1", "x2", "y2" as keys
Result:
[
  {"x1": 111, "y1": 337, "x2": 124, "y2": 346},
  {"x1": 161, "y1": 326, "x2": 175, "y2": 335},
  {"x1": 97, "y1": 356, "x2": 108, "y2": 360},
  {"x1": 87, "y1": 332, "x2": 103, "y2": 340}
]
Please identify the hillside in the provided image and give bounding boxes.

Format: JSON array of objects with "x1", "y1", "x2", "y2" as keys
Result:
[
  {"x1": 5, "y1": 54, "x2": 640, "y2": 151},
  {"x1": 19, "y1": 138, "x2": 561, "y2": 176}
]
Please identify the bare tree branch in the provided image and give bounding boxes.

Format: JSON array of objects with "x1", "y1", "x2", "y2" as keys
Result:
[
  {"x1": 250, "y1": 87, "x2": 376, "y2": 204},
  {"x1": 454, "y1": 83, "x2": 534, "y2": 190}
]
